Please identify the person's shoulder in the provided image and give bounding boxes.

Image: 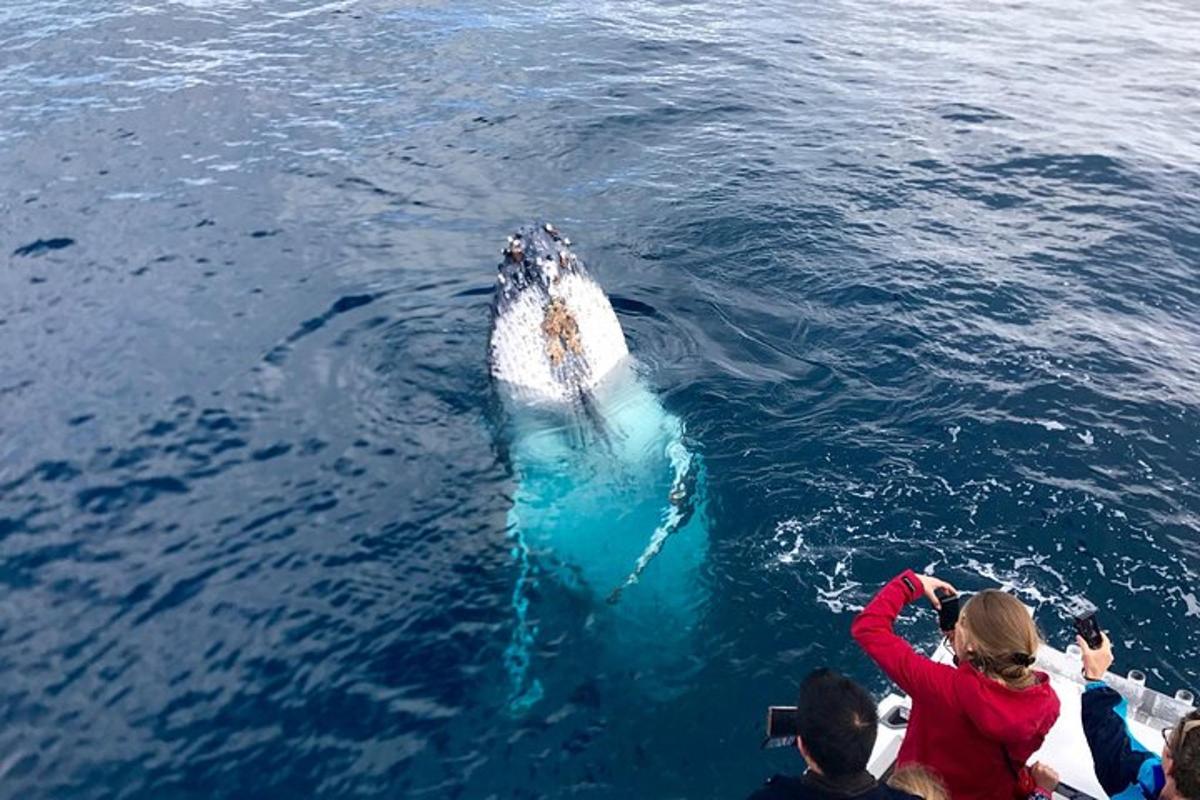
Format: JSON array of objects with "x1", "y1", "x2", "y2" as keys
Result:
[
  {"x1": 1137, "y1": 753, "x2": 1166, "y2": 797},
  {"x1": 1027, "y1": 672, "x2": 1062, "y2": 719},
  {"x1": 1030, "y1": 671, "x2": 1057, "y2": 694},
  {"x1": 745, "y1": 774, "x2": 807, "y2": 800}
]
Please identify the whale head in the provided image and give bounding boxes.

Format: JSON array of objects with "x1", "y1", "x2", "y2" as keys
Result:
[{"x1": 489, "y1": 223, "x2": 629, "y2": 405}]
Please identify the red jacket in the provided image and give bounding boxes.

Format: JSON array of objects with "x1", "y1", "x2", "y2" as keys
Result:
[{"x1": 851, "y1": 570, "x2": 1060, "y2": 800}]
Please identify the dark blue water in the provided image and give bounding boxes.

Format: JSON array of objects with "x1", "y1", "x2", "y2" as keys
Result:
[{"x1": 3, "y1": 1, "x2": 1200, "y2": 797}]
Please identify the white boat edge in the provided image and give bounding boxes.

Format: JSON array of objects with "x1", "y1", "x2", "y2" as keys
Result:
[{"x1": 868, "y1": 637, "x2": 1196, "y2": 799}]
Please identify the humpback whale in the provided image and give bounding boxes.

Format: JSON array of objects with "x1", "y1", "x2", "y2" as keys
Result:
[{"x1": 489, "y1": 223, "x2": 708, "y2": 710}]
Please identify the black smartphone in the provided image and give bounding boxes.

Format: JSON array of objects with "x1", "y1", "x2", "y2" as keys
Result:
[
  {"x1": 938, "y1": 594, "x2": 961, "y2": 633},
  {"x1": 762, "y1": 705, "x2": 800, "y2": 749},
  {"x1": 1074, "y1": 610, "x2": 1103, "y2": 649}
]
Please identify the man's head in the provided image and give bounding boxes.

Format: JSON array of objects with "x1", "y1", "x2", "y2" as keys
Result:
[
  {"x1": 795, "y1": 668, "x2": 879, "y2": 777},
  {"x1": 1163, "y1": 712, "x2": 1200, "y2": 800}
]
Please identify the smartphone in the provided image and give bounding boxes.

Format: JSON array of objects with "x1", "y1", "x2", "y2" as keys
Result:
[
  {"x1": 938, "y1": 594, "x2": 961, "y2": 633},
  {"x1": 762, "y1": 706, "x2": 800, "y2": 749},
  {"x1": 1074, "y1": 610, "x2": 1103, "y2": 649}
]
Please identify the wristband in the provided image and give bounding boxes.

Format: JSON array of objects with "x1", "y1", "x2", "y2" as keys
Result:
[{"x1": 1016, "y1": 766, "x2": 1037, "y2": 798}]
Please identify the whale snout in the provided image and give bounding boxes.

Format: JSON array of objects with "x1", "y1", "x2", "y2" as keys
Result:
[
  {"x1": 488, "y1": 222, "x2": 630, "y2": 402},
  {"x1": 495, "y1": 222, "x2": 579, "y2": 308}
]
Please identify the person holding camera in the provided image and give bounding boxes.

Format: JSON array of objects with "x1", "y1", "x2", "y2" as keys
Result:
[
  {"x1": 851, "y1": 570, "x2": 1060, "y2": 800},
  {"x1": 1079, "y1": 632, "x2": 1200, "y2": 800},
  {"x1": 747, "y1": 669, "x2": 922, "y2": 800}
]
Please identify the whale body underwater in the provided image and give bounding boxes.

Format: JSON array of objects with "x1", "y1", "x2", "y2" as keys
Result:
[{"x1": 488, "y1": 223, "x2": 709, "y2": 709}]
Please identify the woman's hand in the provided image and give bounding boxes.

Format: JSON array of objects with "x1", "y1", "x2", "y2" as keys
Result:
[
  {"x1": 917, "y1": 573, "x2": 957, "y2": 609},
  {"x1": 1031, "y1": 761, "x2": 1060, "y2": 792}
]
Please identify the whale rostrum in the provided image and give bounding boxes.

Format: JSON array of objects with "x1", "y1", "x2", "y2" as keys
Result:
[{"x1": 489, "y1": 223, "x2": 629, "y2": 406}]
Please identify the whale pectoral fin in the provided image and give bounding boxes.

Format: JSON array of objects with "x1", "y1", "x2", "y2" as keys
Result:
[
  {"x1": 503, "y1": 513, "x2": 545, "y2": 713},
  {"x1": 605, "y1": 500, "x2": 688, "y2": 606},
  {"x1": 605, "y1": 435, "x2": 701, "y2": 606}
]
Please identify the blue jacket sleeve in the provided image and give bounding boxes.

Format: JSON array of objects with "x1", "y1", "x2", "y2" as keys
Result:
[{"x1": 1081, "y1": 682, "x2": 1164, "y2": 798}]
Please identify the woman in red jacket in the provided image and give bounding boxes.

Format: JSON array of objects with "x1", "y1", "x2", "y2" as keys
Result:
[{"x1": 851, "y1": 570, "x2": 1060, "y2": 800}]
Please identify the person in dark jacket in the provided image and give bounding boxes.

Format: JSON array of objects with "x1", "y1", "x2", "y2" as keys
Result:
[
  {"x1": 851, "y1": 570, "x2": 1060, "y2": 800},
  {"x1": 1079, "y1": 631, "x2": 1200, "y2": 800},
  {"x1": 747, "y1": 668, "x2": 922, "y2": 800}
]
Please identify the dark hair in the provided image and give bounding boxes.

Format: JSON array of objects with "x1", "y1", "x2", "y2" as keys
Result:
[
  {"x1": 797, "y1": 668, "x2": 879, "y2": 777},
  {"x1": 1172, "y1": 710, "x2": 1200, "y2": 799}
]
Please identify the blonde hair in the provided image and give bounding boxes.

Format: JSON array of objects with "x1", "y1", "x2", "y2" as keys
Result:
[
  {"x1": 888, "y1": 764, "x2": 949, "y2": 800},
  {"x1": 958, "y1": 590, "x2": 1042, "y2": 689}
]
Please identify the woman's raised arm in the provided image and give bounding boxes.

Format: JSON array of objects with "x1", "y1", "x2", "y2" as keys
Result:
[{"x1": 851, "y1": 569, "x2": 957, "y2": 702}]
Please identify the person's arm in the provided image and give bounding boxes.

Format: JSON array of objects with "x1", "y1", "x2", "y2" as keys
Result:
[
  {"x1": 851, "y1": 569, "x2": 956, "y2": 701},
  {"x1": 1078, "y1": 632, "x2": 1162, "y2": 795},
  {"x1": 1081, "y1": 682, "x2": 1161, "y2": 796}
]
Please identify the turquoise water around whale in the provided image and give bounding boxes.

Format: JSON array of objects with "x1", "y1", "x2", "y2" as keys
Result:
[{"x1": 2, "y1": 1, "x2": 1200, "y2": 798}]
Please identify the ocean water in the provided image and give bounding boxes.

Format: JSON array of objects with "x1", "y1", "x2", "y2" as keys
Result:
[{"x1": 2, "y1": 1, "x2": 1199, "y2": 797}]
